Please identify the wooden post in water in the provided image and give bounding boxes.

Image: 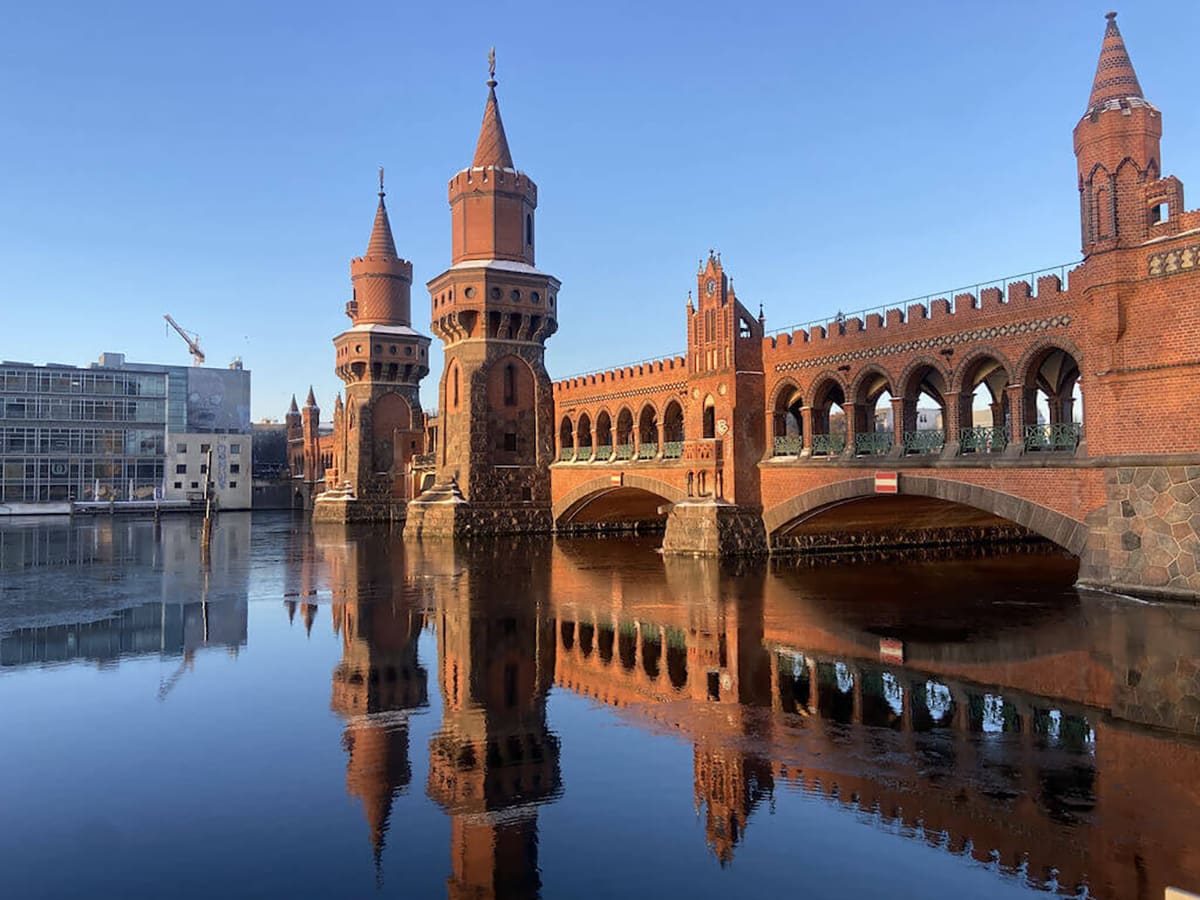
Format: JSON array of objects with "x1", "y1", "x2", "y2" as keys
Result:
[{"x1": 201, "y1": 445, "x2": 214, "y2": 565}]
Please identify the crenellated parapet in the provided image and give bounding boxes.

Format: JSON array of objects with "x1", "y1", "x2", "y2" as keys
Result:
[
  {"x1": 552, "y1": 355, "x2": 688, "y2": 397},
  {"x1": 764, "y1": 270, "x2": 1077, "y2": 355},
  {"x1": 447, "y1": 166, "x2": 537, "y2": 204}
]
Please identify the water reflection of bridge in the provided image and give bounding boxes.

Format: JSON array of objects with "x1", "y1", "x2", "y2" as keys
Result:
[{"x1": 298, "y1": 528, "x2": 1200, "y2": 899}]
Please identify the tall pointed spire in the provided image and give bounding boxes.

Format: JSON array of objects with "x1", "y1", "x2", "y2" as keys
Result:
[
  {"x1": 1085, "y1": 12, "x2": 1146, "y2": 116},
  {"x1": 305, "y1": 386, "x2": 317, "y2": 408},
  {"x1": 366, "y1": 166, "x2": 399, "y2": 258},
  {"x1": 289, "y1": 394, "x2": 299, "y2": 414},
  {"x1": 472, "y1": 48, "x2": 514, "y2": 169}
]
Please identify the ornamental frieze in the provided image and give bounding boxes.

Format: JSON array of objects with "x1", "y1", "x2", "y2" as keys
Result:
[
  {"x1": 1148, "y1": 242, "x2": 1200, "y2": 277},
  {"x1": 773, "y1": 315, "x2": 1072, "y2": 373}
]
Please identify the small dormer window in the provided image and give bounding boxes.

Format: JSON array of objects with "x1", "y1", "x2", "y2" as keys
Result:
[{"x1": 1150, "y1": 202, "x2": 1169, "y2": 224}]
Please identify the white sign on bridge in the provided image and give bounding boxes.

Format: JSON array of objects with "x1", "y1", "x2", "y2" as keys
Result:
[{"x1": 875, "y1": 472, "x2": 898, "y2": 494}]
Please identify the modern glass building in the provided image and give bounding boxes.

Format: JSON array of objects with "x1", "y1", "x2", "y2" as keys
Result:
[
  {"x1": 0, "y1": 353, "x2": 253, "y2": 508},
  {"x1": 0, "y1": 361, "x2": 168, "y2": 503}
]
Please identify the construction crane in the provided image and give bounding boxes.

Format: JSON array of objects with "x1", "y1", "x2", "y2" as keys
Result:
[{"x1": 163, "y1": 314, "x2": 206, "y2": 366}]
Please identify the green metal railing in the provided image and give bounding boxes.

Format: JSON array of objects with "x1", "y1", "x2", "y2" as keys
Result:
[
  {"x1": 772, "y1": 435, "x2": 802, "y2": 457},
  {"x1": 855, "y1": 432, "x2": 894, "y2": 456},
  {"x1": 636, "y1": 443, "x2": 659, "y2": 459},
  {"x1": 662, "y1": 441, "x2": 684, "y2": 459},
  {"x1": 904, "y1": 429, "x2": 945, "y2": 454},
  {"x1": 614, "y1": 443, "x2": 634, "y2": 460},
  {"x1": 959, "y1": 426, "x2": 1008, "y2": 454},
  {"x1": 577, "y1": 445, "x2": 594, "y2": 462},
  {"x1": 1024, "y1": 423, "x2": 1082, "y2": 452},
  {"x1": 811, "y1": 433, "x2": 847, "y2": 456},
  {"x1": 558, "y1": 447, "x2": 573, "y2": 461},
  {"x1": 593, "y1": 446, "x2": 613, "y2": 462}
]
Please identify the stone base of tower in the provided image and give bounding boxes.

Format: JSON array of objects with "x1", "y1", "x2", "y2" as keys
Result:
[
  {"x1": 312, "y1": 485, "x2": 406, "y2": 525},
  {"x1": 404, "y1": 482, "x2": 552, "y2": 539},
  {"x1": 1076, "y1": 464, "x2": 1200, "y2": 601},
  {"x1": 661, "y1": 500, "x2": 767, "y2": 557}
]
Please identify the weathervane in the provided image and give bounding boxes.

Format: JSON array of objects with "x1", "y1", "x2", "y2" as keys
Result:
[
  {"x1": 378, "y1": 165, "x2": 385, "y2": 197},
  {"x1": 488, "y1": 47, "x2": 496, "y2": 84}
]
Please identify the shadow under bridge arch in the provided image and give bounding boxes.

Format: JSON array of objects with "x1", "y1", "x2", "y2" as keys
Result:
[
  {"x1": 763, "y1": 475, "x2": 1088, "y2": 555},
  {"x1": 554, "y1": 474, "x2": 688, "y2": 535}
]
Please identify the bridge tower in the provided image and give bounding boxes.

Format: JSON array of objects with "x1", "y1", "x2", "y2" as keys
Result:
[
  {"x1": 660, "y1": 252, "x2": 768, "y2": 555},
  {"x1": 316, "y1": 176, "x2": 431, "y2": 523},
  {"x1": 406, "y1": 54, "x2": 561, "y2": 538},
  {"x1": 1074, "y1": 12, "x2": 1167, "y2": 259}
]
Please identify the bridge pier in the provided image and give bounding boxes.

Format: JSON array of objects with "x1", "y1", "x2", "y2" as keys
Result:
[
  {"x1": 1078, "y1": 464, "x2": 1200, "y2": 600},
  {"x1": 661, "y1": 499, "x2": 767, "y2": 558}
]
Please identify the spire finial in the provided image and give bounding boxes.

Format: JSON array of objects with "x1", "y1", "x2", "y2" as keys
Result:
[
  {"x1": 378, "y1": 165, "x2": 385, "y2": 198},
  {"x1": 472, "y1": 49, "x2": 514, "y2": 168}
]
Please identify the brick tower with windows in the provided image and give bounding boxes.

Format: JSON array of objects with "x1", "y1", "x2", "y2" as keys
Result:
[
  {"x1": 407, "y1": 54, "x2": 561, "y2": 537},
  {"x1": 1072, "y1": 12, "x2": 1200, "y2": 462},
  {"x1": 315, "y1": 173, "x2": 431, "y2": 523}
]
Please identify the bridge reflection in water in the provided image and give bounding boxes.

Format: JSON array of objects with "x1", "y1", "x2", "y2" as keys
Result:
[{"x1": 297, "y1": 527, "x2": 1200, "y2": 900}]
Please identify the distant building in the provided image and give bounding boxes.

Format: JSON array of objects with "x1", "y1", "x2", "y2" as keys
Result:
[{"x1": 0, "y1": 352, "x2": 252, "y2": 513}]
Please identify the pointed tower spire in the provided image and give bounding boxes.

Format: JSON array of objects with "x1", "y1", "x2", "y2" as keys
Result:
[
  {"x1": 366, "y1": 167, "x2": 399, "y2": 258},
  {"x1": 289, "y1": 394, "x2": 299, "y2": 414},
  {"x1": 472, "y1": 48, "x2": 514, "y2": 169},
  {"x1": 1085, "y1": 12, "x2": 1146, "y2": 116},
  {"x1": 305, "y1": 386, "x2": 317, "y2": 408}
]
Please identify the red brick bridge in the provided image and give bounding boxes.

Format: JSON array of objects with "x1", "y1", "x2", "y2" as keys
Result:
[{"x1": 548, "y1": 15, "x2": 1200, "y2": 599}]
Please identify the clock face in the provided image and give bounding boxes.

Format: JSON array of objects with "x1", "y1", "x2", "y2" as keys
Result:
[{"x1": 706, "y1": 279, "x2": 716, "y2": 295}]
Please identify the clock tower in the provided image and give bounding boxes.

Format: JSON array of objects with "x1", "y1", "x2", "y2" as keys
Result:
[{"x1": 406, "y1": 54, "x2": 561, "y2": 538}]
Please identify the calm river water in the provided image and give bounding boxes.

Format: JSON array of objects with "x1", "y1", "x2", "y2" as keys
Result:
[{"x1": 2, "y1": 512, "x2": 1198, "y2": 899}]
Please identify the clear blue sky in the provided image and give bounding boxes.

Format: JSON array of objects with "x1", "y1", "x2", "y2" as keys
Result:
[{"x1": 2, "y1": 0, "x2": 1196, "y2": 420}]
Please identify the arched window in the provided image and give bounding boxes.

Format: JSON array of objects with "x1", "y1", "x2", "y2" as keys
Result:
[
  {"x1": 702, "y1": 395, "x2": 716, "y2": 439},
  {"x1": 504, "y1": 364, "x2": 516, "y2": 406},
  {"x1": 525, "y1": 213, "x2": 533, "y2": 246},
  {"x1": 450, "y1": 364, "x2": 460, "y2": 409}
]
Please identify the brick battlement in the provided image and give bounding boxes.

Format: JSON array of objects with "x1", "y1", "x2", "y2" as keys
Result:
[
  {"x1": 448, "y1": 166, "x2": 537, "y2": 202},
  {"x1": 764, "y1": 268, "x2": 1077, "y2": 353},
  {"x1": 553, "y1": 355, "x2": 688, "y2": 396},
  {"x1": 350, "y1": 255, "x2": 413, "y2": 273}
]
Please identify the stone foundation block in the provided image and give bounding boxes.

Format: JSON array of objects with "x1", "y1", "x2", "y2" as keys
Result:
[{"x1": 661, "y1": 500, "x2": 767, "y2": 557}]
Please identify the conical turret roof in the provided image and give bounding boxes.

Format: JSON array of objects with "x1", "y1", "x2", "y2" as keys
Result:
[
  {"x1": 366, "y1": 194, "x2": 398, "y2": 258},
  {"x1": 472, "y1": 55, "x2": 514, "y2": 169},
  {"x1": 305, "y1": 386, "x2": 317, "y2": 408},
  {"x1": 288, "y1": 394, "x2": 299, "y2": 414},
  {"x1": 1085, "y1": 12, "x2": 1147, "y2": 115}
]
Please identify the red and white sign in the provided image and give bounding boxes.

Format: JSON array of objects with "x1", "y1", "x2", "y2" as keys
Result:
[
  {"x1": 875, "y1": 472, "x2": 898, "y2": 494},
  {"x1": 880, "y1": 637, "x2": 905, "y2": 664},
  {"x1": 610, "y1": 474, "x2": 623, "y2": 486}
]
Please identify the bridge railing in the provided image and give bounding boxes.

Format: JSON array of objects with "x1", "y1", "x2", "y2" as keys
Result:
[
  {"x1": 854, "y1": 432, "x2": 893, "y2": 456},
  {"x1": 811, "y1": 434, "x2": 846, "y2": 456},
  {"x1": 903, "y1": 430, "x2": 945, "y2": 455},
  {"x1": 959, "y1": 426, "x2": 1008, "y2": 454},
  {"x1": 765, "y1": 260, "x2": 1080, "y2": 339},
  {"x1": 1023, "y1": 423, "x2": 1082, "y2": 452},
  {"x1": 772, "y1": 435, "x2": 802, "y2": 457}
]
